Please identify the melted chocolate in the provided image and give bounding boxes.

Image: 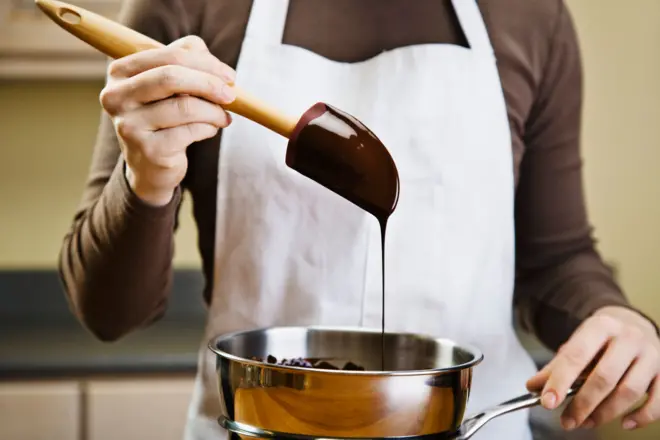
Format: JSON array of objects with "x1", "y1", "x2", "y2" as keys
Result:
[
  {"x1": 287, "y1": 103, "x2": 400, "y2": 370},
  {"x1": 286, "y1": 103, "x2": 399, "y2": 219}
]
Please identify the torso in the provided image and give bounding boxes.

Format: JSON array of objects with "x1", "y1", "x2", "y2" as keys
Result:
[{"x1": 186, "y1": 2, "x2": 538, "y2": 439}]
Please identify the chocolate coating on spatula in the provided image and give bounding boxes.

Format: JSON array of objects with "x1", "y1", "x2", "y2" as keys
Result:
[{"x1": 286, "y1": 103, "x2": 400, "y2": 219}]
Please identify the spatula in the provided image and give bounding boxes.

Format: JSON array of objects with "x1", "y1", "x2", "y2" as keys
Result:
[{"x1": 35, "y1": 0, "x2": 399, "y2": 219}]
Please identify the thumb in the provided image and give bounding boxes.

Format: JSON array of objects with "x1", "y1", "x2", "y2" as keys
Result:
[{"x1": 526, "y1": 367, "x2": 550, "y2": 392}]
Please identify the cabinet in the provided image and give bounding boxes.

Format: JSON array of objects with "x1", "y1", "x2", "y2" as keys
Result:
[
  {"x1": 0, "y1": 376, "x2": 195, "y2": 440},
  {"x1": 0, "y1": 381, "x2": 81, "y2": 440},
  {"x1": 0, "y1": 0, "x2": 123, "y2": 79},
  {"x1": 86, "y1": 377, "x2": 195, "y2": 440}
]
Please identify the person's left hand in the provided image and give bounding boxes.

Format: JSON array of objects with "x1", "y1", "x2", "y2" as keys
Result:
[{"x1": 526, "y1": 306, "x2": 660, "y2": 431}]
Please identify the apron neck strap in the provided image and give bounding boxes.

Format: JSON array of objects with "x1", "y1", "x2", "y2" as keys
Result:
[
  {"x1": 244, "y1": 0, "x2": 493, "y2": 56},
  {"x1": 245, "y1": 0, "x2": 290, "y2": 44},
  {"x1": 451, "y1": 0, "x2": 494, "y2": 56}
]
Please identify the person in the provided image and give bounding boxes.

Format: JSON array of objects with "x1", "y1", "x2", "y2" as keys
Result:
[{"x1": 58, "y1": 0, "x2": 660, "y2": 439}]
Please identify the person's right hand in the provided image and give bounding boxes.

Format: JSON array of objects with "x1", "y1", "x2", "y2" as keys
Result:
[{"x1": 100, "y1": 35, "x2": 236, "y2": 206}]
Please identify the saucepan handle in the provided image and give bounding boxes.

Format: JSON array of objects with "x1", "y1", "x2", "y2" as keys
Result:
[{"x1": 454, "y1": 381, "x2": 584, "y2": 440}]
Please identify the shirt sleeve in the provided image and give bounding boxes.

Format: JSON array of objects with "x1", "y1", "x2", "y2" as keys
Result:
[
  {"x1": 512, "y1": 1, "x2": 658, "y2": 351},
  {"x1": 58, "y1": 0, "x2": 194, "y2": 341}
]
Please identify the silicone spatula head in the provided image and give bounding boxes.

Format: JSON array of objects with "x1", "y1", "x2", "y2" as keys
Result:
[{"x1": 286, "y1": 103, "x2": 400, "y2": 219}]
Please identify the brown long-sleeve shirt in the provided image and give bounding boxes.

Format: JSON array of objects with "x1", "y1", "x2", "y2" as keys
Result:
[{"x1": 58, "y1": 0, "x2": 656, "y2": 349}]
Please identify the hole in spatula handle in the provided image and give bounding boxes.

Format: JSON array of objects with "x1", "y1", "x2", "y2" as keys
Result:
[{"x1": 58, "y1": 8, "x2": 81, "y2": 24}]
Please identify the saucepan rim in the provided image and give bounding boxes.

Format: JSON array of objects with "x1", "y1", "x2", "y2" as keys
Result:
[{"x1": 207, "y1": 325, "x2": 484, "y2": 376}]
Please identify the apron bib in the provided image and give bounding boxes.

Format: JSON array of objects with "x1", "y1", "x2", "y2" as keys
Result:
[{"x1": 184, "y1": 1, "x2": 538, "y2": 439}]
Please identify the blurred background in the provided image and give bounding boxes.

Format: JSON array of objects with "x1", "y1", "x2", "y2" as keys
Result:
[{"x1": 0, "y1": 1, "x2": 658, "y2": 439}]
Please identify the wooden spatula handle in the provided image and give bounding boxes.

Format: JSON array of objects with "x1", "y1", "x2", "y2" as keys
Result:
[{"x1": 35, "y1": 0, "x2": 298, "y2": 139}]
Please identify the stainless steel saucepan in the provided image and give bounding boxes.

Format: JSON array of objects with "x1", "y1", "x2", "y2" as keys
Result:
[{"x1": 208, "y1": 326, "x2": 580, "y2": 440}]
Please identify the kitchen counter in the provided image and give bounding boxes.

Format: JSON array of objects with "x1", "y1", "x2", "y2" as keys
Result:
[
  {"x1": 0, "y1": 320, "x2": 554, "y2": 379},
  {"x1": 0, "y1": 269, "x2": 206, "y2": 380},
  {"x1": 0, "y1": 321, "x2": 554, "y2": 378},
  {"x1": 0, "y1": 319, "x2": 203, "y2": 379}
]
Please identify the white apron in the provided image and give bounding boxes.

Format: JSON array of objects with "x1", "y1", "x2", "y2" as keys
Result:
[{"x1": 184, "y1": 0, "x2": 539, "y2": 439}]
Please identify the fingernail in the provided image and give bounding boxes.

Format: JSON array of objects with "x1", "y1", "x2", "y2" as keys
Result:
[
  {"x1": 623, "y1": 419, "x2": 637, "y2": 430},
  {"x1": 542, "y1": 391, "x2": 557, "y2": 409},
  {"x1": 221, "y1": 70, "x2": 236, "y2": 85},
  {"x1": 220, "y1": 84, "x2": 236, "y2": 103},
  {"x1": 563, "y1": 418, "x2": 576, "y2": 431}
]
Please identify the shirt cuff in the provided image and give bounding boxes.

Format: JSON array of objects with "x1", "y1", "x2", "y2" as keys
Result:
[
  {"x1": 531, "y1": 276, "x2": 660, "y2": 351},
  {"x1": 112, "y1": 157, "x2": 182, "y2": 220},
  {"x1": 566, "y1": 279, "x2": 660, "y2": 337},
  {"x1": 590, "y1": 303, "x2": 660, "y2": 338}
]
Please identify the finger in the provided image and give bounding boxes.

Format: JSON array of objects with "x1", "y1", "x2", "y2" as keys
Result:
[
  {"x1": 542, "y1": 316, "x2": 620, "y2": 410},
  {"x1": 132, "y1": 65, "x2": 235, "y2": 105},
  {"x1": 561, "y1": 334, "x2": 640, "y2": 428},
  {"x1": 108, "y1": 42, "x2": 235, "y2": 83},
  {"x1": 623, "y1": 375, "x2": 660, "y2": 429},
  {"x1": 153, "y1": 122, "x2": 220, "y2": 149},
  {"x1": 170, "y1": 35, "x2": 210, "y2": 52},
  {"x1": 103, "y1": 65, "x2": 236, "y2": 114},
  {"x1": 169, "y1": 36, "x2": 236, "y2": 84},
  {"x1": 132, "y1": 95, "x2": 231, "y2": 131},
  {"x1": 528, "y1": 358, "x2": 568, "y2": 410},
  {"x1": 590, "y1": 352, "x2": 657, "y2": 426}
]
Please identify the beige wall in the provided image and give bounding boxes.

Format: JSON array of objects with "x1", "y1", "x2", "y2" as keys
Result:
[
  {"x1": 0, "y1": 0, "x2": 659, "y2": 438},
  {"x1": 0, "y1": 81, "x2": 202, "y2": 269},
  {"x1": 564, "y1": 0, "x2": 660, "y2": 325}
]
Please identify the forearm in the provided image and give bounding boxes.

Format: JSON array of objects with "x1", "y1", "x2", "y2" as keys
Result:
[
  {"x1": 56, "y1": 0, "x2": 207, "y2": 341},
  {"x1": 59, "y1": 158, "x2": 181, "y2": 341}
]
